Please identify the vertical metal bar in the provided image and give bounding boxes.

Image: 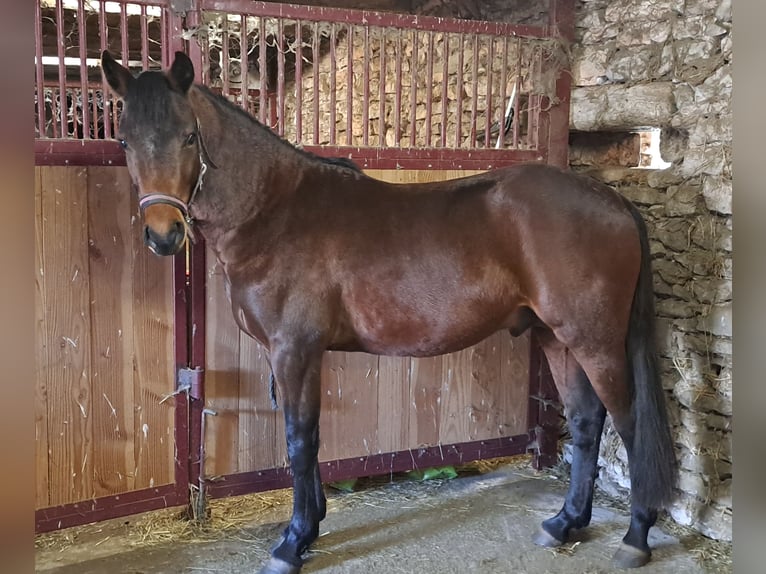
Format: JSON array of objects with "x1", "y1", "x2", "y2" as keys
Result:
[
  {"x1": 512, "y1": 39, "x2": 522, "y2": 149},
  {"x1": 497, "y1": 35, "x2": 508, "y2": 149},
  {"x1": 425, "y1": 31, "x2": 433, "y2": 148},
  {"x1": 140, "y1": 5, "x2": 149, "y2": 69},
  {"x1": 77, "y1": 0, "x2": 90, "y2": 138},
  {"x1": 362, "y1": 26, "x2": 369, "y2": 146},
  {"x1": 346, "y1": 24, "x2": 353, "y2": 146},
  {"x1": 172, "y1": 251, "x2": 191, "y2": 503},
  {"x1": 258, "y1": 17, "x2": 267, "y2": 123},
  {"x1": 161, "y1": 5, "x2": 170, "y2": 68},
  {"x1": 470, "y1": 34, "x2": 479, "y2": 148},
  {"x1": 394, "y1": 29, "x2": 402, "y2": 147},
  {"x1": 312, "y1": 22, "x2": 319, "y2": 144},
  {"x1": 378, "y1": 30, "x2": 386, "y2": 147},
  {"x1": 55, "y1": 0, "x2": 67, "y2": 137},
  {"x1": 118, "y1": 2, "x2": 129, "y2": 135},
  {"x1": 329, "y1": 24, "x2": 336, "y2": 145},
  {"x1": 484, "y1": 36, "x2": 494, "y2": 148},
  {"x1": 295, "y1": 19, "x2": 303, "y2": 144},
  {"x1": 35, "y1": 0, "x2": 46, "y2": 138},
  {"x1": 99, "y1": 1, "x2": 111, "y2": 139},
  {"x1": 222, "y1": 16, "x2": 230, "y2": 97},
  {"x1": 277, "y1": 19, "x2": 285, "y2": 136},
  {"x1": 409, "y1": 29, "x2": 417, "y2": 147},
  {"x1": 455, "y1": 33, "x2": 464, "y2": 148},
  {"x1": 546, "y1": 0, "x2": 575, "y2": 167},
  {"x1": 241, "y1": 15, "x2": 249, "y2": 111},
  {"x1": 440, "y1": 33, "x2": 449, "y2": 148}
]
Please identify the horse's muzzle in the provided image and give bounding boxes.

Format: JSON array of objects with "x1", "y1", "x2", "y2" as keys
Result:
[{"x1": 144, "y1": 222, "x2": 185, "y2": 256}]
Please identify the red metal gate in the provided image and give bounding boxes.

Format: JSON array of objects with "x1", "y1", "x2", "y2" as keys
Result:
[{"x1": 35, "y1": 0, "x2": 570, "y2": 533}]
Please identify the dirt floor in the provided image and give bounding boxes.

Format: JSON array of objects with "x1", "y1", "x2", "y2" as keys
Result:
[{"x1": 36, "y1": 456, "x2": 731, "y2": 574}]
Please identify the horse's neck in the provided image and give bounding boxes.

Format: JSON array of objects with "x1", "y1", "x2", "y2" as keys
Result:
[{"x1": 195, "y1": 97, "x2": 302, "y2": 240}]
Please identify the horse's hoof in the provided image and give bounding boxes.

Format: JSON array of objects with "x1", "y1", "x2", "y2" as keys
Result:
[
  {"x1": 532, "y1": 527, "x2": 563, "y2": 548},
  {"x1": 612, "y1": 542, "x2": 651, "y2": 569},
  {"x1": 257, "y1": 557, "x2": 302, "y2": 574}
]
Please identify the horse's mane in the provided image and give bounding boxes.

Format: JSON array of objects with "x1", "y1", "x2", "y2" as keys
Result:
[{"x1": 196, "y1": 84, "x2": 363, "y2": 174}]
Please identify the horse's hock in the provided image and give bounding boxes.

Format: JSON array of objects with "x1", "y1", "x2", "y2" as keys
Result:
[{"x1": 33, "y1": 0, "x2": 731, "y2": 558}]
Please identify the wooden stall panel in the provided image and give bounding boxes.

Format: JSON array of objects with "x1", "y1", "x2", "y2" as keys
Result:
[
  {"x1": 202, "y1": 169, "x2": 530, "y2": 479},
  {"x1": 35, "y1": 166, "x2": 176, "y2": 509}
]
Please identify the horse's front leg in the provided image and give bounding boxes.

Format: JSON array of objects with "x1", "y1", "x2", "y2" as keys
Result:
[{"x1": 259, "y1": 343, "x2": 325, "y2": 574}]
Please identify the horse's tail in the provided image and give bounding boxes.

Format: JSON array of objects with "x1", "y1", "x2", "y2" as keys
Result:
[{"x1": 624, "y1": 199, "x2": 678, "y2": 509}]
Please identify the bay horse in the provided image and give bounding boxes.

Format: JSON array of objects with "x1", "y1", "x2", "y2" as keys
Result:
[{"x1": 101, "y1": 51, "x2": 677, "y2": 573}]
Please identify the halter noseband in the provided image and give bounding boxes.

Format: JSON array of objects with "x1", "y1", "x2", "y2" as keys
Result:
[{"x1": 138, "y1": 118, "x2": 212, "y2": 225}]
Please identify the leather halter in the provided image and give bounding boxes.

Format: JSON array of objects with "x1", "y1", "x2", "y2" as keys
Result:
[{"x1": 138, "y1": 118, "x2": 215, "y2": 225}]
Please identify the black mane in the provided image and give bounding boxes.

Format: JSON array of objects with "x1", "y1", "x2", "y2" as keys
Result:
[{"x1": 196, "y1": 84, "x2": 363, "y2": 174}]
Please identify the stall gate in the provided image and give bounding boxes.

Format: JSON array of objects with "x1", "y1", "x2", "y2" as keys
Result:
[{"x1": 34, "y1": 0, "x2": 571, "y2": 532}]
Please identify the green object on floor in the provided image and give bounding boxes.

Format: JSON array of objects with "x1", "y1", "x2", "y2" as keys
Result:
[
  {"x1": 407, "y1": 466, "x2": 458, "y2": 481},
  {"x1": 329, "y1": 478, "x2": 358, "y2": 492}
]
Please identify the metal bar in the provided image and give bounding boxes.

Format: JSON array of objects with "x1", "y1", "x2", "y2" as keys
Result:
[
  {"x1": 312, "y1": 22, "x2": 319, "y2": 144},
  {"x1": 424, "y1": 31, "x2": 433, "y2": 148},
  {"x1": 205, "y1": 434, "x2": 532, "y2": 500},
  {"x1": 240, "y1": 14, "x2": 248, "y2": 110},
  {"x1": 378, "y1": 30, "x2": 386, "y2": 147},
  {"x1": 497, "y1": 35, "x2": 508, "y2": 149},
  {"x1": 544, "y1": 0, "x2": 574, "y2": 168},
  {"x1": 222, "y1": 15, "x2": 230, "y2": 97},
  {"x1": 77, "y1": 0, "x2": 90, "y2": 138},
  {"x1": 440, "y1": 33, "x2": 449, "y2": 148},
  {"x1": 161, "y1": 4, "x2": 169, "y2": 68},
  {"x1": 35, "y1": 0, "x2": 46, "y2": 138},
  {"x1": 409, "y1": 29, "x2": 417, "y2": 147},
  {"x1": 198, "y1": 1, "x2": 548, "y2": 38},
  {"x1": 294, "y1": 19, "x2": 302, "y2": 144},
  {"x1": 469, "y1": 34, "x2": 478, "y2": 148},
  {"x1": 258, "y1": 17, "x2": 267, "y2": 122},
  {"x1": 394, "y1": 29, "x2": 402, "y2": 147},
  {"x1": 141, "y1": 5, "x2": 149, "y2": 69},
  {"x1": 98, "y1": 2, "x2": 110, "y2": 138},
  {"x1": 35, "y1": 484, "x2": 183, "y2": 534},
  {"x1": 172, "y1": 246, "x2": 191, "y2": 503},
  {"x1": 455, "y1": 33, "x2": 464, "y2": 148},
  {"x1": 362, "y1": 25, "x2": 369, "y2": 146},
  {"x1": 484, "y1": 37, "x2": 494, "y2": 149},
  {"x1": 117, "y1": 2, "x2": 129, "y2": 134},
  {"x1": 329, "y1": 23, "x2": 336, "y2": 145},
  {"x1": 277, "y1": 19, "x2": 285, "y2": 135},
  {"x1": 512, "y1": 39, "x2": 522, "y2": 149},
  {"x1": 55, "y1": 0, "x2": 67, "y2": 137},
  {"x1": 346, "y1": 24, "x2": 353, "y2": 146}
]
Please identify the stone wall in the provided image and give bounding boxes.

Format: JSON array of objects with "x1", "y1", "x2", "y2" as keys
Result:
[{"x1": 568, "y1": 0, "x2": 732, "y2": 541}]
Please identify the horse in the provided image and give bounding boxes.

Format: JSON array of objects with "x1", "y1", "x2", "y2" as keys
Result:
[{"x1": 101, "y1": 50, "x2": 677, "y2": 573}]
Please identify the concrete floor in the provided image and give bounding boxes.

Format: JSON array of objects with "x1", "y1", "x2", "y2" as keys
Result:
[{"x1": 36, "y1": 460, "x2": 730, "y2": 574}]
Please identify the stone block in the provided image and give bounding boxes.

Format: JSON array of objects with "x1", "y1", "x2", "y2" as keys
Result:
[
  {"x1": 701, "y1": 175, "x2": 732, "y2": 214},
  {"x1": 699, "y1": 302, "x2": 732, "y2": 337},
  {"x1": 570, "y1": 83, "x2": 675, "y2": 131}
]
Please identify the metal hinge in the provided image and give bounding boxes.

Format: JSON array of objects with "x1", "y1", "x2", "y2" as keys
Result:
[{"x1": 178, "y1": 367, "x2": 204, "y2": 400}]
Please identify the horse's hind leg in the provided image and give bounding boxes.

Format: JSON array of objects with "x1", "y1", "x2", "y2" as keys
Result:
[
  {"x1": 569, "y1": 344, "x2": 658, "y2": 568},
  {"x1": 259, "y1": 343, "x2": 326, "y2": 574},
  {"x1": 531, "y1": 327, "x2": 607, "y2": 548}
]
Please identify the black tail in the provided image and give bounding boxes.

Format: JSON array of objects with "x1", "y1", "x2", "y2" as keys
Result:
[{"x1": 624, "y1": 200, "x2": 678, "y2": 509}]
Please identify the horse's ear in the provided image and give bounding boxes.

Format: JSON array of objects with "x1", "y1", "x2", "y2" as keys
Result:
[
  {"x1": 101, "y1": 50, "x2": 134, "y2": 97},
  {"x1": 168, "y1": 51, "x2": 195, "y2": 94}
]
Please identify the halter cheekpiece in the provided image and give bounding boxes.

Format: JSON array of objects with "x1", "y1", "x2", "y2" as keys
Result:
[{"x1": 138, "y1": 118, "x2": 210, "y2": 225}]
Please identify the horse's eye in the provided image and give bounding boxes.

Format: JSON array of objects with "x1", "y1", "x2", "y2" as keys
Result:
[
  {"x1": 185, "y1": 132, "x2": 197, "y2": 147},
  {"x1": 118, "y1": 138, "x2": 128, "y2": 149}
]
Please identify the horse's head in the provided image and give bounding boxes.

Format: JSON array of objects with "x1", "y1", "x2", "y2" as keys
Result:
[{"x1": 101, "y1": 50, "x2": 210, "y2": 256}]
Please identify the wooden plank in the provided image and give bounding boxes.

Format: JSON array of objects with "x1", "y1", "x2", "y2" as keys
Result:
[
  {"x1": 408, "y1": 355, "x2": 443, "y2": 448},
  {"x1": 39, "y1": 166, "x2": 94, "y2": 505},
  {"x1": 130, "y1": 187, "x2": 175, "y2": 490},
  {"x1": 34, "y1": 168, "x2": 49, "y2": 508},
  {"x1": 499, "y1": 330, "x2": 530, "y2": 436},
  {"x1": 318, "y1": 351, "x2": 380, "y2": 463},
  {"x1": 438, "y1": 347, "x2": 473, "y2": 445},
  {"x1": 466, "y1": 332, "x2": 506, "y2": 441},
  {"x1": 86, "y1": 166, "x2": 136, "y2": 496},
  {"x1": 376, "y1": 356, "x2": 410, "y2": 454},
  {"x1": 238, "y1": 334, "x2": 286, "y2": 472},
  {"x1": 203, "y1": 249, "x2": 241, "y2": 477}
]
